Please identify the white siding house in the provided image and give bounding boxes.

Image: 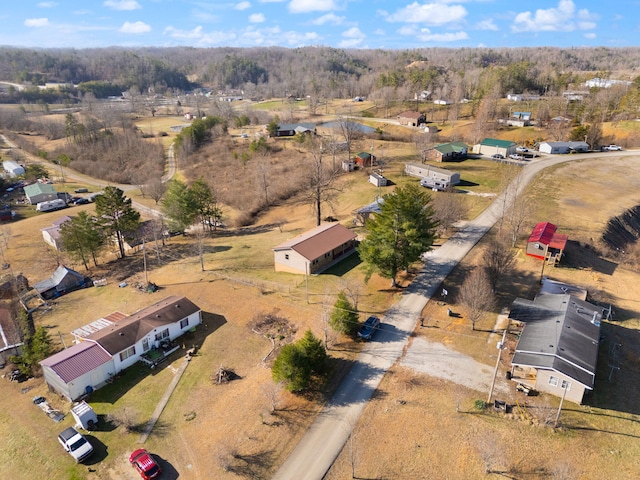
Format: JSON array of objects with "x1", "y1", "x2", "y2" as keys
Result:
[{"x1": 40, "y1": 296, "x2": 202, "y2": 400}]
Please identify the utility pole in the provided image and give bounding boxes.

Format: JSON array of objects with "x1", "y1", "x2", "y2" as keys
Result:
[
  {"x1": 142, "y1": 238, "x2": 148, "y2": 285},
  {"x1": 554, "y1": 383, "x2": 569, "y2": 428},
  {"x1": 487, "y1": 329, "x2": 507, "y2": 404}
]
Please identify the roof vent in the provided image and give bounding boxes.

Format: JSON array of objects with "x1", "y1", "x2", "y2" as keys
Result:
[{"x1": 119, "y1": 332, "x2": 124, "y2": 336}]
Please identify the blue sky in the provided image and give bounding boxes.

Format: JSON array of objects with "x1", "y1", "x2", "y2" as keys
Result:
[{"x1": 1, "y1": 0, "x2": 638, "y2": 49}]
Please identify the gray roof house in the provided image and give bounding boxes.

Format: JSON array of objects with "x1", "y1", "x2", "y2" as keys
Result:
[
  {"x1": 41, "y1": 216, "x2": 72, "y2": 250},
  {"x1": 508, "y1": 293, "x2": 603, "y2": 404},
  {"x1": 34, "y1": 265, "x2": 86, "y2": 299}
]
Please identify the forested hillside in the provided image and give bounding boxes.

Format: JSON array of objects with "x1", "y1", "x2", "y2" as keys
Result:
[{"x1": 1, "y1": 46, "x2": 640, "y2": 103}]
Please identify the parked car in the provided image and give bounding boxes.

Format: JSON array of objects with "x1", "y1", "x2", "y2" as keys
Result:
[
  {"x1": 515, "y1": 146, "x2": 529, "y2": 153},
  {"x1": 73, "y1": 198, "x2": 90, "y2": 205},
  {"x1": 58, "y1": 427, "x2": 94, "y2": 463},
  {"x1": 130, "y1": 448, "x2": 162, "y2": 479},
  {"x1": 509, "y1": 154, "x2": 524, "y2": 160},
  {"x1": 74, "y1": 187, "x2": 89, "y2": 193},
  {"x1": 491, "y1": 153, "x2": 505, "y2": 159},
  {"x1": 602, "y1": 144, "x2": 622, "y2": 151},
  {"x1": 358, "y1": 315, "x2": 381, "y2": 340}
]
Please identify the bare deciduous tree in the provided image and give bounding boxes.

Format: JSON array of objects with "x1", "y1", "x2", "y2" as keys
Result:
[
  {"x1": 483, "y1": 237, "x2": 517, "y2": 292},
  {"x1": 300, "y1": 136, "x2": 341, "y2": 226},
  {"x1": 432, "y1": 191, "x2": 467, "y2": 236},
  {"x1": 457, "y1": 268, "x2": 495, "y2": 331}
]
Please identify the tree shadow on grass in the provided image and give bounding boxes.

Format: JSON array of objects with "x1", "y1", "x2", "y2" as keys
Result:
[{"x1": 223, "y1": 449, "x2": 277, "y2": 478}]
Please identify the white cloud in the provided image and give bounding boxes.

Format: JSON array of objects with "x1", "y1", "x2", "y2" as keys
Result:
[
  {"x1": 343, "y1": 27, "x2": 365, "y2": 39},
  {"x1": 512, "y1": 0, "x2": 597, "y2": 32},
  {"x1": 312, "y1": 13, "x2": 346, "y2": 26},
  {"x1": 398, "y1": 25, "x2": 417, "y2": 36},
  {"x1": 104, "y1": 0, "x2": 141, "y2": 11},
  {"x1": 385, "y1": 2, "x2": 467, "y2": 25},
  {"x1": 119, "y1": 21, "x2": 151, "y2": 34},
  {"x1": 235, "y1": 1, "x2": 251, "y2": 10},
  {"x1": 374, "y1": 28, "x2": 386, "y2": 36},
  {"x1": 37, "y1": 2, "x2": 58, "y2": 7},
  {"x1": 584, "y1": 32, "x2": 596, "y2": 39},
  {"x1": 249, "y1": 13, "x2": 266, "y2": 23},
  {"x1": 289, "y1": 0, "x2": 338, "y2": 14},
  {"x1": 416, "y1": 29, "x2": 468, "y2": 42},
  {"x1": 164, "y1": 25, "x2": 206, "y2": 39},
  {"x1": 24, "y1": 18, "x2": 49, "y2": 27},
  {"x1": 476, "y1": 19, "x2": 498, "y2": 31}
]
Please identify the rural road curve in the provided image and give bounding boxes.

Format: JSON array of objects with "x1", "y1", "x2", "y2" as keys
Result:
[{"x1": 272, "y1": 149, "x2": 639, "y2": 480}]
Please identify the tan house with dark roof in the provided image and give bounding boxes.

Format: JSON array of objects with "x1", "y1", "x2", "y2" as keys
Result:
[
  {"x1": 273, "y1": 223, "x2": 358, "y2": 274},
  {"x1": 40, "y1": 296, "x2": 202, "y2": 400}
]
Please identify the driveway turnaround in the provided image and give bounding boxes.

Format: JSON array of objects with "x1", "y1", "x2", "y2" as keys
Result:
[{"x1": 272, "y1": 151, "x2": 636, "y2": 480}]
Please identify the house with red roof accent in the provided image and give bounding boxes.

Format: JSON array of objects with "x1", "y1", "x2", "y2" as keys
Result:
[
  {"x1": 40, "y1": 296, "x2": 201, "y2": 400},
  {"x1": 526, "y1": 222, "x2": 568, "y2": 265},
  {"x1": 273, "y1": 223, "x2": 357, "y2": 275}
]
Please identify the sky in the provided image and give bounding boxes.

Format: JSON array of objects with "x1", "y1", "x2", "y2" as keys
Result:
[{"x1": 1, "y1": 0, "x2": 638, "y2": 50}]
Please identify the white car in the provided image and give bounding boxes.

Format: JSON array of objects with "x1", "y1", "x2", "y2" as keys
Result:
[
  {"x1": 58, "y1": 427, "x2": 94, "y2": 463},
  {"x1": 515, "y1": 146, "x2": 529, "y2": 153},
  {"x1": 603, "y1": 145, "x2": 622, "y2": 151}
]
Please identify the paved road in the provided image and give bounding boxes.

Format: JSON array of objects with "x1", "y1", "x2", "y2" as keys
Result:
[{"x1": 272, "y1": 150, "x2": 639, "y2": 480}]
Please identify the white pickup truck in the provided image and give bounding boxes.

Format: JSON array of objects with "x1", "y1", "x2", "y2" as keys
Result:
[{"x1": 602, "y1": 144, "x2": 622, "y2": 151}]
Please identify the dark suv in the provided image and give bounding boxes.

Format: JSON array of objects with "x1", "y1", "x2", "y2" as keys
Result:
[{"x1": 358, "y1": 316, "x2": 381, "y2": 340}]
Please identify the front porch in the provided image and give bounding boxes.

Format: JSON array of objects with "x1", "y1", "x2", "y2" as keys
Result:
[
  {"x1": 140, "y1": 340, "x2": 180, "y2": 368},
  {"x1": 509, "y1": 365, "x2": 537, "y2": 388}
]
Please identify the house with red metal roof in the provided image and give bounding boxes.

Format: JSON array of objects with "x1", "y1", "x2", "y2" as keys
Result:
[
  {"x1": 40, "y1": 296, "x2": 201, "y2": 400},
  {"x1": 273, "y1": 223, "x2": 357, "y2": 275},
  {"x1": 526, "y1": 222, "x2": 568, "y2": 265}
]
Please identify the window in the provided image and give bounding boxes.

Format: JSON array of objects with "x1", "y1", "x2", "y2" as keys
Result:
[
  {"x1": 155, "y1": 329, "x2": 169, "y2": 341},
  {"x1": 142, "y1": 338, "x2": 150, "y2": 352},
  {"x1": 561, "y1": 380, "x2": 572, "y2": 391},
  {"x1": 548, "y1": 376, "x2": 559, "y2": 387},
  {"x1": 284, "y1": 254, "x2": 289, "y2": 260},
  {"x1": 119, "y1": 346, "x2": 135, "y2": 362},
  {"x1": 180, "y1": 318, "x2": 189, "y2": 329}
]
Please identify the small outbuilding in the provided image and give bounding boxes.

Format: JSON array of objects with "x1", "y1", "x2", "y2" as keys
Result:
[
  {"x1": 2, "y1": 161, "x2": 25, "y2": 178},
  {"x1": 273, "y1": 223, "x2": 357, "y2": 275},
  {"x1": 355, "y1": 152, "x2": 376, "y2": 167},
  {"x1": 41, "y1": 216, "x2": 72, "y2": 250},
  {"x1": 526, "y1": 222, "x2": 568, "y2": 265},
  {"x1": 34, "y1": 265, "x2": 86, "y2": 299}
]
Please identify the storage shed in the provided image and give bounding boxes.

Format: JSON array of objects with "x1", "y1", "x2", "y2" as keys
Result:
[{"x1": 526, "y1": 222, "x2": 568, "y2": 265}]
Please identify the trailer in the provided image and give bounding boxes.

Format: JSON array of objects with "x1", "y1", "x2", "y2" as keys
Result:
[
  {"x1": 71, "y1": 401, "x2": 98, "y2": 430},
  {"x1": 36, "y1": 199, "x2": 67, "y2": 212}
]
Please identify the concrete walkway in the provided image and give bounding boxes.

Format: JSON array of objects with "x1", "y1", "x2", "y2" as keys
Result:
[{"x1": 137, "y1": 355, "x2": 191, "y2": 443}]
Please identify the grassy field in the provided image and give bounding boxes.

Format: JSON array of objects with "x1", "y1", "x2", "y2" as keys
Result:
[{"x1": 2, "y1": 106, "x2": 640, "y2": 479}]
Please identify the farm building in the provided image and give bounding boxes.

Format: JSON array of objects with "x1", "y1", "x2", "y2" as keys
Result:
[
  {"x1": 40, "y1": 296, "x2": 202, "y2": 400},
  {"x1": 526, "y1": 222, "x2": 568, "y2": 265},
  {"x1": 404, "y1": 163, "x2": 460, "y2": 185},
  {"x1": 273, "y1": 223, "x2": 357, "y2": 275},
  {"x1": 426, "y1": 142, "x2": 468, "y2": 162},
  {"x1": 41, "y1": 216, "x2": 72, "y2": 250},
  {"x1": 270, "y1": 123, "x2": 316, "y2": 137},
  {"x1": 24, "y1": 183, "x2": 58, "y2": 205},
  {"x1": 508, "y1": 293, "x2": 603, "y2": 404},
  {"x1": 34, "y1": 265, "x2": 86, "y2": 300},
  {"x1": 2, "y1": 161, "x2": 24, "y2": 178},
  {"x1": 538, "y1": 141, "x2": 589, "y2": 154},
  {"x1": 397, "y1": 111, "x2": 426, "y2": 127},
  {"x1": 476, "y1": 138, "x2": 516, "y2": 157},
  {"x1": 355, "y1": 151, "x2": 376, "y2": 167}
]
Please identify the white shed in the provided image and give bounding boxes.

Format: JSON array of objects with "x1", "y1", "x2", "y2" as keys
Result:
[{"x1": 2, "y1": 161, "x2": 25, "y2": 178}]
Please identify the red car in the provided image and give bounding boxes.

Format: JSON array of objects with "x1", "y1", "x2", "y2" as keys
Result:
[{"x1": 129, "y1": 449, "x2": 162, "y2": 479}]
